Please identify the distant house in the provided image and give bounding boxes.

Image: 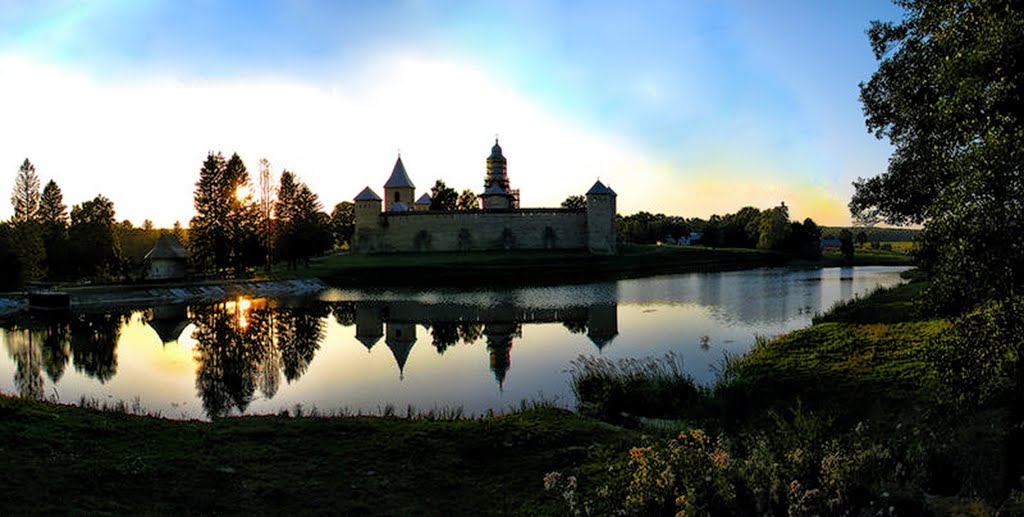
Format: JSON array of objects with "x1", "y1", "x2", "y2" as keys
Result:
[
  {"x1": 144, "y1": 234, "x2": 190, "y2": 281},
  {"x1": 679, "y1": 232, "x2": 702, "y2": 245}
]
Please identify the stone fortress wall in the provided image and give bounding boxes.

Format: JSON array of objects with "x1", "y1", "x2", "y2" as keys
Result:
[{"x1": 353, "y1": 139, "x2": 617, "y2": 255}]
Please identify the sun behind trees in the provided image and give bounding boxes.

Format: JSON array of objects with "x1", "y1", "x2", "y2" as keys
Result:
[{"x1": 189, "y1": 152, "x2": 334, "y2": 276}]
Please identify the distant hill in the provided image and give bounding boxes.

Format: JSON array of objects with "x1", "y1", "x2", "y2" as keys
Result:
[{"x1": 821, "y1": 227, "x2": 920, "y2": 242}]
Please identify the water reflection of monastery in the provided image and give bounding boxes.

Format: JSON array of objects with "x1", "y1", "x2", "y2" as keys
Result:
[{"x1": 354, "y1": 299, "x2": 618, "y2": 385}]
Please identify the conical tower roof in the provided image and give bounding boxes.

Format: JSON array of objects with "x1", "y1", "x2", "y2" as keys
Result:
[
  {"x1": 354, "y1": 186, "x2": 382, "y2": 201},
  {"x1": 586, "y1": 180, "x2": 616, "y2": 196},
  {"x1": 144, "y1": 234, "x2": 189, "y2": 261},
  {"x1": 384, "y1": 156, "x2": 415, "y2": 189}
]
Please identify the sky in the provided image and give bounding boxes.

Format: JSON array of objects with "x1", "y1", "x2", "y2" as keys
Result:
[{"x1": 0, "y1": 0, "x2": 905, "y2": 227}]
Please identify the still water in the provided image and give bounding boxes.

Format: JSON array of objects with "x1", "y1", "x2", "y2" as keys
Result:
[{"x1": 1, "y1": 266, "x2": 908, "y2": 420}]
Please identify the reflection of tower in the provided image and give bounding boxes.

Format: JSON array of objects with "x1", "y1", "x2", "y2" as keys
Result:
[
  {"x1": 484, "y1": 322, "x2": 517, "y2": 389},
  {"x1": 147, "y1": 304, "x2": 190, "y2": 344},
  {"x1": 586, "y1": 304, "x2": 618, "y2": 350},
  {"x1": 386, "y1": 322, "x2": 416, "y2": 380},
  {"x1": 839, "y1": 267, "x2": 854, "y2": 302},
  {"x1": 355, "y1": 304, "x2": 384, "y2": 351}
]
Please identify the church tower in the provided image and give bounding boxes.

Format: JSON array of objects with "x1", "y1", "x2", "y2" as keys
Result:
[
  {"x1": 484, "y1": 138, "x2": 509, "y2": 191},
  {"x1": 384, "y1": 155, "x2": 415, "y2": 212}
]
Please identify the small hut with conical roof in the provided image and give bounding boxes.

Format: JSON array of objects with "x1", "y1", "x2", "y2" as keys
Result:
[{"x1": 144, "y1": 234, "x2": 190, "y2": 281}]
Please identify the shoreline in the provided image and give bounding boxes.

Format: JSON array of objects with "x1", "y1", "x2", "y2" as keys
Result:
[{"x1": 0, "y1": 246, "x2": 911, "y2": 313}]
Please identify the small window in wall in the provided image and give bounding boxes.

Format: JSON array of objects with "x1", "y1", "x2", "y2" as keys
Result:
[{"x1": 394, "y1": 191, "x2": 400, "y2": 202}]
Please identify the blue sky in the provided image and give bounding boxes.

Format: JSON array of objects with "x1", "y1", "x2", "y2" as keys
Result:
[{"x1": 0, "y1": 0, "x2": 905, "y2": 226}]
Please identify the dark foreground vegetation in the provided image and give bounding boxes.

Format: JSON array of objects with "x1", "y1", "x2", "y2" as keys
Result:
[
  {"x1": 3, "y1": 272, "x2": 1019, "y2": 515},
  {"x1": 561, "y1": 279, "x2": 1024, "y2": 515},
  {"x1": 0, "y1": 397, "x2": 636, "y2": 515}
]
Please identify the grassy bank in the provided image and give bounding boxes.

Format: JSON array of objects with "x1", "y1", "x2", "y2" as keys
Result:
[
  {"x1": 0, "y1": 397, "x2": 635, "y2": 514},
  {"x1": 271, "y1": 244, "x2": 911, "y2": 287},
  {"x1": 564, "y1": 279, "x2": 1024, "y2": 514}
]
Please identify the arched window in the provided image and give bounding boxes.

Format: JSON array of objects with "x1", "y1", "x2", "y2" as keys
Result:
[{"x1": 394, "y1": 191, "x2": 400, "y2": 202}]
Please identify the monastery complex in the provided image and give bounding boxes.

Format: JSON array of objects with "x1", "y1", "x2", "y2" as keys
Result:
[{"x1": 352, "y1": 140, "x2": 618, "y2": 254}]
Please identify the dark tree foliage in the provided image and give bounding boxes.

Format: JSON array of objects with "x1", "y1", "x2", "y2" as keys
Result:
[
  {"x1": 431, "y1": 322, "x2": 461, "y2": 354},
  {"x1": 456, "y1": 189, "x2": 479, "y2": 210},
  {"x1": 562, "y1": 195, "x2": 586, "y2": 210},
  {"x1": 190, "y1": 152, "x2": 261, "y2": 277},
  {"x1": 618, "y1": 212, "x2": 692, "y2": 244},
  {"x1": 275, "y1": 172, "x2": 332, "y2": 268},
  {"x1": 330, "y1": 201, "x2": 354, "y2": 247},
  {"x1": 37, "y1": 180, "x2": 70, "y2": 279},
  {"x1": 429, "y1": 180, "x2": 458, "y2": 211},
  {"x1": 68, "y1": 311, "x2": 124, "y2": 383},
  {"x1": 37, "y1": 180, "x2": 67, "y2": 225},
  {"x1": 69, "y1": 195, "x2": 121, "y2": 279},
  {"x1": 10, "y1": 158, "x2": 40, "y2": 223},
  {"x1": 0, "y1": 223, "x2": 25, "y2": 290},
  {"x1": 190, "y1": 152, "x2": 230, "y2": 273},
  {"x1": 854, "y1": 0, "x2": 1024, "y2": 310},
  {"x1": 839, "y1": 229, "x2": 855, "y2": 264}
]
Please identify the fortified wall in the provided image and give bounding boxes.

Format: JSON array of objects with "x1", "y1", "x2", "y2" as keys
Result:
[{"x1": 352, "y1": 140, "x2": 617, "y2": 255}]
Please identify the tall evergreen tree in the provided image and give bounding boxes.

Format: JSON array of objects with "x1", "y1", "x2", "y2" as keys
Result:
[
  {"x1": 11, "y1": 158, "x2": 40, "y2": 223},
  {"x1": 189, "y1": 152, "x2": 230, "y2": 274},
  {"x1": 37, "y1": 180, "x2": 68, "y2": 279},
  {"x1": 223, "y1": 153, "x2": 261, "y2": 276}
]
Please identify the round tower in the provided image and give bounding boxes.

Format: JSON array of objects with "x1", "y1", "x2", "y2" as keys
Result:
[
  {"x1": 353, "y1": 186, "x2": 382, "y2": 253},
  {"x1": 586, "y1": 180, "x2": 618, "y2": 255}
]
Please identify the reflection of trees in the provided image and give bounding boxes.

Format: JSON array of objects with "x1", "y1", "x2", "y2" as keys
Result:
[
  {"x1": 41, "y1": 324, "x2": 70, "y2": 382},
  {"x1": 458, "y1": 323, "x2": 483, "y2": 345},
  {"x1": 276, "y1": 304, "x2": 327, "y2": 382},
  {"x1": 4, "y1": 329, "x2": 44, "y2": 399},
  {"x1": 69, "y1": 312, "x2": 123, "y2": 383},
  {"x1": 192, "y1": 304, "x2": 275, "y2": 418},
  {"x1": 430, "y1": 322, "x2": 460, "y2": 354},
  {"x1": 332, "y1": 302, "x2": 356, "y2": 326},
  {"x1": 562, "y1": 320, "x2": 588, "y2": 335},
  {"x1": 192, "y1": 301, "x2": 327, "y2": 418}
]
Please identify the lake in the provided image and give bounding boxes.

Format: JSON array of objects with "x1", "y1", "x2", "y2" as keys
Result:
[{"x1": 0, "y1": 266, "x2": 909, "y2": 420}]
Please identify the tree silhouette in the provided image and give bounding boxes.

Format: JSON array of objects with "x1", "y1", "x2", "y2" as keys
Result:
[
  {"x1": 854, "y1": 0, "x2": 1024, "y2": 310},
  {"x1": 69, "y1": 195, "x2": 122, "y2": 279},
  {"x1": 10, "y1": 158, "x2": 40, "y2": 223},
  {"x1": 456, "y1": 189, "x2": 479, "y2": 211},
  {"x1": 330, "y1": 202, "x2": 354, "y2": 247},
  {"x1": 561, "y1": 195, "x2": 586, "y2": 210},
  {"x1": 429, "y1": 180, "x2": 458, "y2": 211}
]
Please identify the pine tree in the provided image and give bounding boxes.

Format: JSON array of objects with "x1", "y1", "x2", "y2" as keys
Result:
[
  {"x1": 11, "y1": 158, "x2": 41, "y2": 223},
  {"x1": 38, "y1": 180, "x2": 68, "y2": 279},
  {"x1": 37, "y1": 180, "x2": 67, "y2": 226},
  {"x1": 189, "y1": 152, "x2": 230, "y2": 274}
]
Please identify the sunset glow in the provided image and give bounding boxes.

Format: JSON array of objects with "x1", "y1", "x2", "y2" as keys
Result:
[{"x1": 0, "y1": 1, "x2": 903, "y2": 226}]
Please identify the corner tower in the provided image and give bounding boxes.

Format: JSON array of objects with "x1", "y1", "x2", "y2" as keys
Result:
[
  {"x1": 586, "y1": 180, "x2": 617, "y2": 255},
  {"x1": 384, "y1": 155, "x2": 415, "y2": 211}
]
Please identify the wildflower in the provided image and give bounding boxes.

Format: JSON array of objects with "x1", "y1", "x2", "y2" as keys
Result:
[
  {"x1": 544, "y1": 471, "x2": 563, "y2": 491},
  {"x1": 689, "y1": 429, "x2": 707, "y2": 443},
  {"x1": 789, "y1": 480, "x2": 801, "y2": 495},
  {"x1": 712, "y1": 448, "x2": 728, "y2": 468}
]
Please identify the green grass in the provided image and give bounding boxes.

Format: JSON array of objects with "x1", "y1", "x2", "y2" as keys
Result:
[{"x1": 0, "y1": 396, "x2": 635, "y2": 514}]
